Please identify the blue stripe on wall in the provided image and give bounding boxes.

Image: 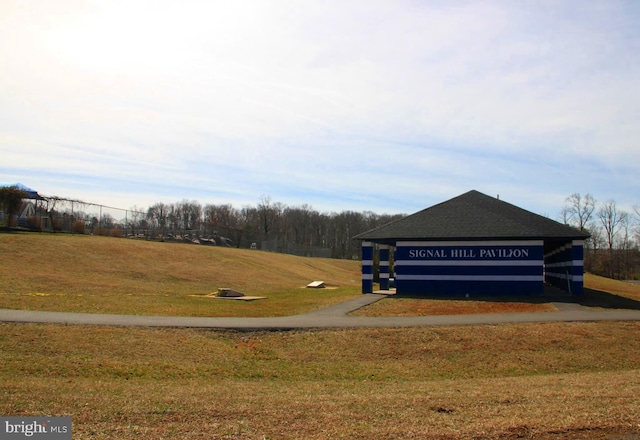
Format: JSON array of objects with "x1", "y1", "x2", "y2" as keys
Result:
[
  {"x1": 395, "y1": 241, "x2": 544, "y2": 295},
  {"x1": 398, "y1": 275, "x2": 543, "y2": 281},
  {"x1": 398, "y1": 280, "x2": 542, "y2": 295}
]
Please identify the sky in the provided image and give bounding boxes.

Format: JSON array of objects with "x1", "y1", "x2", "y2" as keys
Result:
[{"x1": 1, "y1": 0, "x2": 639, "y2": 219}]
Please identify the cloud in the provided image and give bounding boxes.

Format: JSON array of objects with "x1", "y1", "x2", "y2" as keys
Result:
[{"x1": 1, "y1": 0, "x2": 638, "y2": 216}]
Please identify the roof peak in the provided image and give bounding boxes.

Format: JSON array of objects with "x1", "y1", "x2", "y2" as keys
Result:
[{"x1": 354, "y1": 190, "x2": 589, "y2": 243}]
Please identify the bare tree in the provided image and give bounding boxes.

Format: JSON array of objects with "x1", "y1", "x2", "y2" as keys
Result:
[
  {"x1": 177, "y1": 200, "x2": 202, "y2": 231},
  {"x1": 285, "y1": 205, "x2": 315, "y2": 246},
  {"x1": 329, "y1": 211, "x2": 364, "y2": 259},
  {"x1": 240, "y1": 205, "x2": 259, "y2": 246},
  {"x1": 203, "y1": 203, "x2": 245, "y2": 245},
  {"x1": 565, "y1": 193, "x2": 597, "y2": 231},
  {"x1": 146, "y1": 203, "x2": 169, "y2": 237},
  {"x1": 311, "y1": 211, "x2": 331, "y2": 248},
  {"x1": 257, "y1": 196, "x2": 284, "y2": 241},
  {"x1": 583, "y1": 224, "x2": 604, "y2": 273},
  {"x1": 598, "y1": 200, "x2": 627, "y2": 250},
  {"x1": 633, "y1": 205, "x2": 640, "y2": 247},
  {"x1": 558, "y1": 205, "x2": 573, "y2": 225},
  {"x1": 128, "y1": 205, "x2": 147, "y2": 235},
  {"x1": 597, "y1": 200, "x2": 628, "y2": 278},
  {"x1": 616, "y1": 214, "x2": 635, "y2": 279}
]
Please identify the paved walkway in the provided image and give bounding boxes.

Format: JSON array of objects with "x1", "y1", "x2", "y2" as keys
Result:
[{"x1": 2, "y1": 294, "x2": 640, "y2": 330}]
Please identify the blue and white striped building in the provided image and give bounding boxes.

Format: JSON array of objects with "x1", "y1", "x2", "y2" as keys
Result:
[{"x1": 354, "y1": 191, "x2": 590, "y2": 296}]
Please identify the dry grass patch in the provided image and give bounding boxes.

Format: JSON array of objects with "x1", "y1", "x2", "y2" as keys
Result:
[
  {"x1": 0, "y1": 233, "x2": 361, "y2": 316},
  {"x1": 2, "y1": 322, "x2": 640, "y2": 439},
  {"x1": 5, "y1": 373, "x2": 640, "y2": 439},
  {"x1": 584, "y1": 272, "x2": 640, "y2": 300},
  {"x1": 352, "y1": 297, "x2": 557, "y2": 316}
]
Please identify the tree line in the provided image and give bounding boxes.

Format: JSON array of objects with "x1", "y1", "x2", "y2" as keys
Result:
[
  {"x1": 143, "y1": 196, "x2": 404, "y2": 259},
  {"x1": 2, "y1": 185, "x2": 639, "y2": 276},
  {"x1": 559, "y1": 193, "x2": 640, "y2": 280},
  {"x1": 1, "y1": 187, "x2": 404, "y2": 259}
]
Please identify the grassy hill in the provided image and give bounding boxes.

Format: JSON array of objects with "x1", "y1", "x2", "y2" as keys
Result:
[{"x1": 0, "y1": 233, "x2": 361, "y2": 316}]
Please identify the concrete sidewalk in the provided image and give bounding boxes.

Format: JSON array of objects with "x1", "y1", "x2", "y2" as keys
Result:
[{"x1": 1, "y1": 294, "x2": 640, "y2": 330}]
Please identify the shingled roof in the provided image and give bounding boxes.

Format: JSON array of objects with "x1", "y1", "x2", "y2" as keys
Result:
[{"x1": 353, "y1": 190, "x2": 589, "y2": 244}]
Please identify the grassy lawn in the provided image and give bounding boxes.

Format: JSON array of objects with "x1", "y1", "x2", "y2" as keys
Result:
[
  {"x1": 2, "y1": 322, "x2": 640, "y2": 439},
  {"x1": 2, "y1": 233, "x2": 640, "y2": 438},
  {"x1": 0, "y1": 233, "x2": 361, "y2": 316}
]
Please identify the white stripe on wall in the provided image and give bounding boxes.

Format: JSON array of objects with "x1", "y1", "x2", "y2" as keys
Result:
[
  {"x1": 546, "y1": 260, "x2": 584, "y2": 268},
  {"x1": 545, "y1": 262, "x2": 571, "y2": 268},
  {"x1": 546, "y1": 273, "x2": 584, "y2": 282},
  {"x1": 396, "y1": 260, "x2": 542, "y2": 267},
  {"x1": 397, "y1": 240, "x2": 544, "y2": 247}
]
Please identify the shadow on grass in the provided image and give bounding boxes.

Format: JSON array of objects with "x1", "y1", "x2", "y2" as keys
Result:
[{"x1": 575, "y1": 288, "x2": 640, "y2": 310}]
